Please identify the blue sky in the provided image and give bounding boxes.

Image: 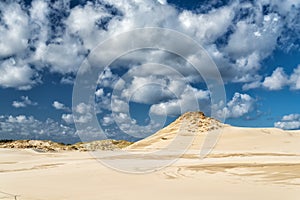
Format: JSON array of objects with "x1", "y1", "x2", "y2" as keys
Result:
[{"x1": 0, "y1": 0, "x2": 300, "y2": 143}]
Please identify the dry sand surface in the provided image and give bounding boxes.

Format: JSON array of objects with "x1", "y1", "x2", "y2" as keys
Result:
[
  {"x1": 1, "y1": 113, "x2": 300, "y2": 200},
  {"x1": 1, "y1": 128, "x2": 300, "y2": 200}
]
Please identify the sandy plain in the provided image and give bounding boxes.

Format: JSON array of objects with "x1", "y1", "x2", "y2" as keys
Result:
[{"x1": 1, "y1": 124, "x2": 300, "y2": 200}]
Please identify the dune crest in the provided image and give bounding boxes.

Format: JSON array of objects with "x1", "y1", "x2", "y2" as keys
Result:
[{"x1": 126, "y1": 111, "x2": 223, "y2": 151}]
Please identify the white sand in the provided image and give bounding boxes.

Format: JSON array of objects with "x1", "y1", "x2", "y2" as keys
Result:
[{"x1": 1, "y1": 126, "x2": 300, "y2": 200}]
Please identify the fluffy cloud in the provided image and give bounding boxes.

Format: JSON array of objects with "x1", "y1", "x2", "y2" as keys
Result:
[
  {"x1": 274, "y1": 114, "x2": 300, "y2": 130},
  {"x1": 245, "y1": 65, "x2": 300, "y2": 91},
  {"x1": 225, "y1": 14, "x2": 281, "y2": 59},
  {"x1": 0, "y1": 2, "x2": 29, "y2": 58},
  {"x1": 0, "y1": 58, "x2": 38, "y2": 90},
  {"x1": 52, "y1": 101, "x2": 70, "y2": 111},
  {"x1": 60, "y1": 76, "x2": 75, "y2": 85},
  {"x1": 262, "y1": 67, "x2": 289, "y2": 90},
  {"x1": 0, "y1": 115, "x2": 78, "y2": 143},
  {"x1": 215, "y1": 92, "x2": 255, "y2": 119},
  {"x1": 97, "y1": 65, "x2": 210, "y2": 115},
  {"x1": 242, "y1": 80, "x2": 261, "y2": 91},
  {"x1": 61, "y1": 103, "x2": 93, "y2": 124},
  {"x1": 178, "y1": 5, "x2": 234, "y2": 44},
  {"x1": 62, "y1": 114, "x2": 74, "y2": 124},
  {"x1": 76, "y1": 0, "x2": 298, "y2": 86},
  {"x1": 62, "y1": 113, "x2": 92, "y2": 124},
  {"x1": 282, "y1": 114, "x2": 300, "y2": 121},
  {"x1": 75, "y1": 102, "x2": 92, "y2": 114},
  {"x1": 65, "y1": 1, "x2": 115, "y2": 49},
  {"x1": 12, "y1": 96, "x2": 38, "y2": 108},
  {"x1": 121, "y1": 76, "x2": 175, "y2": 104},
  {"x1": 275, "y1": 121, "x2": 300, "y2": 130},
  {"x1": 111, "y1": 99, "x2": 128, "y2": 113},
  {"x1": 102, "y1": 115, "x2": 115, "y2": 126},
  {"x1": 0, "y1": 0, "x2": 300, "y2": 90},
  {"x1": 43, "y1": 37, "x2": 87, "y2": 74},
  {"x1": 95, "y1": 88, "x2": 104, "y2": 97},
  {"x1": 30, "y1": 0, "x2": 88, "y2": 74}
]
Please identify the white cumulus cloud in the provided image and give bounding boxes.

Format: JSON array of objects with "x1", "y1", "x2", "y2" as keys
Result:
[
  {"x1": 274, "y1": 113, "x2": 300, "y2": 130},
  {"x1": 0, "y1": 0, "x2": 300, "y2": 90},
  {"x1": 0, "y1": 58, "x2": 38, "y2": 90},
  {"x1": 262, "y1": 67, "x2": 289, "y2": 90},
  {"x1": 52, "y1": 101, "x2": 70, "y2": 111},
  {"x1": 12, "y1": 96, "x2": 38, "y2": 108},
  {"x1": 215, "y1": 92, "x2": 255, "y2": 119},
  {"x1": 0, "y1": 2, "x2": 29, "y2": 58},
  {"x1": 246, "y1": 65, "x2": 300, "y2": 91},
  {"x1": 62, "y1": 114, "x2": 74, "y2": 124}
]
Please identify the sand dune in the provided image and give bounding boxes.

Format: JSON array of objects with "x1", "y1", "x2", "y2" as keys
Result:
[{"x1": 1, "y1": 112, "x2": 300, "y2": 199}]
